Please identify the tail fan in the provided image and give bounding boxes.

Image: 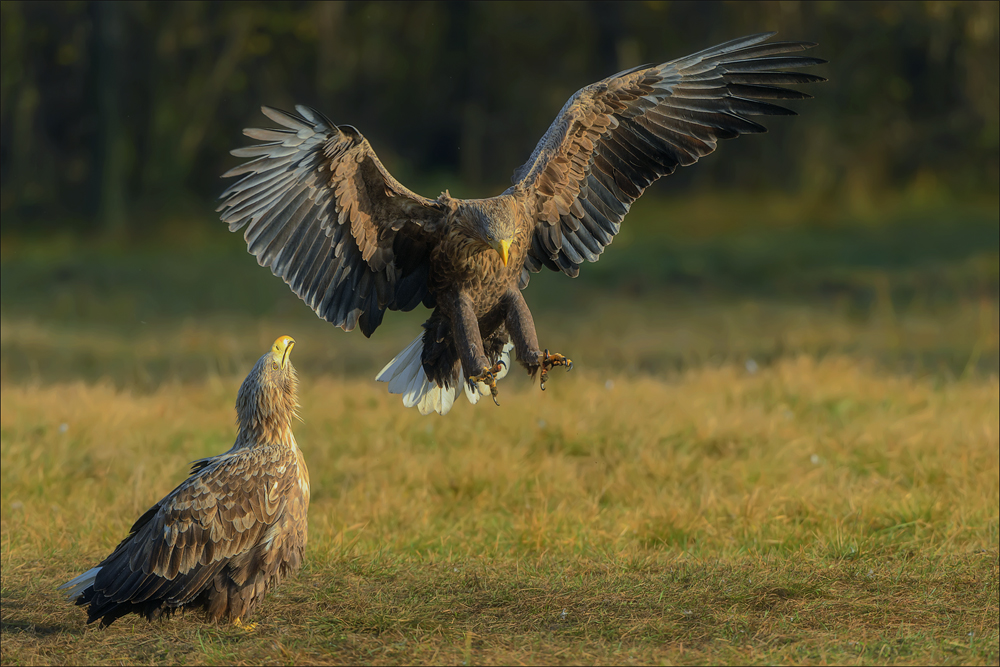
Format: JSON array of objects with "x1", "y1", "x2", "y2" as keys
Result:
[
  {"x1": 58, "y1": 566, "x2": 102, "y2": 601},
  {"x1": 376, "y1": 333, "x2": 513, "y2": 415}
]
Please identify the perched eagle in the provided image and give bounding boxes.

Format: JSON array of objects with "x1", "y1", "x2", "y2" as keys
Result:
[
  {"x1": 219, "y1": 33, "x2": 824, "y2": 415},
  {"x1": 59, "y1": 336, "x2": 309, "y2": 628}
]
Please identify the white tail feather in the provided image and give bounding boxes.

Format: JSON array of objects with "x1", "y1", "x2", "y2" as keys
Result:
[
  {"x1": 58, "y1": 566, "x2": 101, "y2": 601},
  {"x1": 382, "y1": 335, "x2": 423, "y2": 395},
  {"x1": 376, "y1": 334, "x2": 514, "y2": 416},
  {"x1": 377, "y1": 334, "x2": 457, "y2": 415}
]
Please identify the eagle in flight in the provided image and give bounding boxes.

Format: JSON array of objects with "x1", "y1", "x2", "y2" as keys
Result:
[
  {"x1": 60, "y1": 336, "x2": 309, "y2": 628},
  {"x1": 219, "y1": 33, "x2": 824, "y2": 415}
]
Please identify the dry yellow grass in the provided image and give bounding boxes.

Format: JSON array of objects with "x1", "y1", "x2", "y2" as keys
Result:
[
  {"x1": 2, "y1": 210, "x2": 997, "y2": 663},
  {"x1": 2, "y1": 355, "x2": 997, "y2": 665}
]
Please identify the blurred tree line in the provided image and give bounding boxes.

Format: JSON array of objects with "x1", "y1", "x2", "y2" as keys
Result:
[{"x1": 1, "y1": 1, "x2": 997, "y2": 241}]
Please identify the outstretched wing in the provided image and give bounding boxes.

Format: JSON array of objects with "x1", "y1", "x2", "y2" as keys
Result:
[
  {"x1": 79, "y1": 451, "x2": 297, "y2": 623},
  {"x1": 219, "y1": 106, "x2": 446, "y2": 336},
  {"x1": 511, "y1": 32, "x2": 825, "y2": 281}
]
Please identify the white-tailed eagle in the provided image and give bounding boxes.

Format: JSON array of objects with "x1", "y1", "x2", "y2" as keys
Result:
[
  {"x1": 60, "y1": 336, "x2": 309, "y2": 628},
  {"x1": 219, "y1": 33, "x2": 824, "y2": 415}
]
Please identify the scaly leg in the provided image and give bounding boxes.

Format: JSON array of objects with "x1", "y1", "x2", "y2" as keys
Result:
[
  {"x1": 503, "y1": 289, "x2": 572, "y2": 390},
  {"x1": 447, "y1": 291, "x2": 503, "y2": 405}
]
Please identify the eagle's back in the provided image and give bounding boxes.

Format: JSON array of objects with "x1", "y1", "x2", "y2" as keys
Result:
[{"x1": 68, "y1": 442, "x2": 309, "y2": 627}]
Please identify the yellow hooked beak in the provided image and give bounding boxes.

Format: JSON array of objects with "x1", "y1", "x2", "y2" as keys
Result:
[
  {"x1": 490, "y1": 238, "x2": 512, "y2": 266},
  {"x1": 271, "y1": 335, "x2": 295, "y2": 368}
]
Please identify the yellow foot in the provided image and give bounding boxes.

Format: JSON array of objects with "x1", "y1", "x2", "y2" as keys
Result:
[
  {"x1": 469, "y1": 362, "x2": 504, "y2": 406},
  {"x1": 234, "y1": 616, "x2": 258, "y2": 633},
  {"x1": 539, "y1": 349, "x2": 573, "y2": 391}
]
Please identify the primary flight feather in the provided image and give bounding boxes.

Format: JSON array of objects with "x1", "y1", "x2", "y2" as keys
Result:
[
  {"x1": 219, "y1": 33, "x2": 825, "y2": 415},
  {"x1": 60, "y1": 336, "x2": 309, "y2": 628}
]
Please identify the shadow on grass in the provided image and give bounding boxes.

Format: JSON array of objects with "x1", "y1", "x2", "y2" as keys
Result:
[{"x1": 1, "y1": 619, "x2": 74, "y2": 637}]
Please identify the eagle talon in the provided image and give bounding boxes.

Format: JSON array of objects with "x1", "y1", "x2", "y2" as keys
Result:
[
  {"x1": 470, "y1": 363, "x2": 503, "y2": 406},
  {"x1": 233, "y1": 617, "x2": 258, "y2": 633},
  {"x1": 538, "y1": 350, "x2": 572, "y2": 391}
]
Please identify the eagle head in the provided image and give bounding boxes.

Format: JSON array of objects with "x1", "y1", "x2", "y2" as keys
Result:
[
  {"x1": 236, "y1": 335, "x2": 299, "y2": 438},
  {"x1": 456, "y1": 196, "x2": 517, "y2": 266}
]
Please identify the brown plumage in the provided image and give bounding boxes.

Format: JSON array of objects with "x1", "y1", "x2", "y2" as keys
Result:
[
  {"x1": 219, "y1": 33, "x2": 825, "y2": 415},
  {"x1": 59, "y1": 336, "x2": 309, "y2": 627}
]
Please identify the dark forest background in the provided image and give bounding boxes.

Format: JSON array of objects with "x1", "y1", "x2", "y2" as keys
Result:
[{"x1": 1, "y1": 1, "x2": 997, "y2": 242}]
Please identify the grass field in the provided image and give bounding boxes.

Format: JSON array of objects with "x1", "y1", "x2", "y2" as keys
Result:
[{"x1": 1, "y1": 198, "x2": 998, "y2": 664}]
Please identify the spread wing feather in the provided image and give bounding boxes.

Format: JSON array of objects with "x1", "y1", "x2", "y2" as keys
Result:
[
  {"x1": 219, "y1": 105, "x2": 445, "y2": 336},
  {"x1": 512, "y1": 32, "x2": 825, "y2": 281},
  {"x1": 80, "y1": 451, "x2": 298, "y2": 621}
]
